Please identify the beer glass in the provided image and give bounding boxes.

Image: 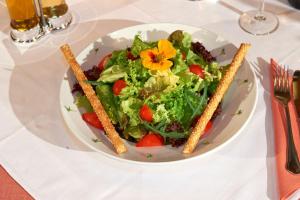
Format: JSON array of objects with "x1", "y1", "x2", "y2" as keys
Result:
[
  {"x1": 6, "y1": 0, "x2": 44, "y2": 43},
  {"x1": 41, "y1": 0, "x2": 72, "y2": 31}
]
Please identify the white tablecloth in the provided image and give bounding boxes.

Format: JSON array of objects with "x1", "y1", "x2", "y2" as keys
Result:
[{"x1": 0, "y1": 0, "x2": 300, "y2": 199}]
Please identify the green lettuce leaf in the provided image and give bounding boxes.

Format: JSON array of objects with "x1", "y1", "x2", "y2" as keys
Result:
[
  {"x1": 171, "y1": 50, "x2": 188, "y2": 74},
  {"x1": 120, "y1": 97, "x2": 142, "y2": 126},
  {"x1": 75, "y1": 94, "x2": 93, "y2": 112},
  {"x1": 105, "y1": 50, "x2": 128, "y2": 69},
  {"x1": 96, "y1": 84, "x2": 118, "y2": 124},
  {"x1": 131, "y1": 35, "x2": 156, "y2": 57},
  {"x1": 177, "y1": 70, "x2": 205, "y2": 92},
  {"x1": 208, "y1": 80, "x2": 219, "y2": 95},
  {"x1": 124, "y1": 126, "x2": 144, "y2": 139},
  {"x1": 153, "y1": 104, "x2": 171, "y2": 124},
  {"x1": 126, "y1": 59, "x2": 150, "y2": 86},
  {"x1": 182, "y1": 32, "x2": 192, "y2": 49},
  {"x1": 181, "y1": 86, "x2": 208, "y2": 128},
  {"x1": 98, "y1": 65, "x2": 127, "y2": 83},
  {"x1": 119, "y1": 84, "x2": 139, "y2": 100},
  {"x1": 159, "y1": 87, "x2": 185, "y2": 122},
  {"x1": 168, "y1": 30, "x2": 192, "y2": 51},
  {"x1": 203, "y1": 62, "x2": 222, "y2": 83},
  {"x1": 209, "y1": 61, "x2": 222, "y2": 80},
  {"x1": 143, "y1": 70, "x2": 179, "y2": 96},
  {"x1": 186, "y1": 49, "x2": 206, "y2": 66}
]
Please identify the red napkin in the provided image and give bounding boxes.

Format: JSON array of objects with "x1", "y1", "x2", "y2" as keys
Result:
[
  {"x1": 0, "y1": 165, "x2": 33, "y2": 200},
  {"x1": 270, "y1": 59, "x2": 300, "y2": 200}
]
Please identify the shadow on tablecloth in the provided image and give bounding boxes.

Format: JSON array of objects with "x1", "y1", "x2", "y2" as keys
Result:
[
  {"x1": 252, "y1": 57, "x2": 279, "y2": 200},
  {"x1": 7, "y1": 19, "x2": 142, "y2": 151}
]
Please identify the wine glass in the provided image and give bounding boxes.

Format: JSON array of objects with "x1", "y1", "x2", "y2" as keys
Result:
[{"x1": 239, "y1": 0, "x2": 279, "y2": 35}]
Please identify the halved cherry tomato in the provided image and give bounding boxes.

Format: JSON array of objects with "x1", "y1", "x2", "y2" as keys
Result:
[
  {"x1": 200, "y1": 121, "x2": 213, "y2": 139},
  {"x1": 139, "y1": 104, "x2": 153, "y2": 122},
  {"x1": 192, "y1": 116, "x2": 213, "y2": 138},
  {"x1": 127, "y1": 51, "x2": 137, "y2": 60},
  {"x1": 189, "y1": 64, "x2": 205, "y2": 79},
  {"x1": 112, "y1": 79, "x2": 127, "y2": 96},
  {"x1": 98, "y1": 53, "x2": 112, "y2": 71},
  {"x1": 136, "y1": 133, "x2": 164, "y2": 147},
  {"x1": 82, "y1": 112, "x2": 103, "y2": 129}
]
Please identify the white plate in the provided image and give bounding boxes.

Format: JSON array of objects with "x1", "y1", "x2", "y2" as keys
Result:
[{"x1": 60, "y1": 23, "x2": 257, "y2": 164}]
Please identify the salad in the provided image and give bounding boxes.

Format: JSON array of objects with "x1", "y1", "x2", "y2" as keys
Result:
[{"x1": 72, "y1": 30, "x2": 224, "y2": 147}]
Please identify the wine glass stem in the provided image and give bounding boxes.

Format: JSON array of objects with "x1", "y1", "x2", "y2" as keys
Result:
[
  {"x1": 255, "y1": 0, "x2": 266, "y2": 21},
  {"x1": 259, "y1": 0, "x2": 265, "y2": 13}
]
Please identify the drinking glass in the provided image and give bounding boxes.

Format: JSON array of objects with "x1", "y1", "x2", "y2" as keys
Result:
[
  {"x1": 6, "y1": 0, "x2": 44, "y2": 43},
  {"x1": 41, "y1": 0, "x2": 72, "y2": 31},
  {"x1": 239, "y1": 0, "x2": 279, "y2": 35}
]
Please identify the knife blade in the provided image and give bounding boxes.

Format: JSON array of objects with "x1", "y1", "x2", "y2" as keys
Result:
[{"x1": 293, "y1": 70, "x2": 300, "y2": 118}]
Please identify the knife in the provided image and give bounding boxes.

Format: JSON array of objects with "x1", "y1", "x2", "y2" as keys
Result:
[{"x1": 293, "y1": 70, "x2": 300, "y2": 118}]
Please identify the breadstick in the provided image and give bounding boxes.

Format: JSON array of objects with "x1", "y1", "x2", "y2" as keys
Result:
[
  {"x1": 60, "y1": 44, "x2": 127, "y2": 154},
  {"x1": 183, "y1": 43, "x2": 251, "y2": 154}
]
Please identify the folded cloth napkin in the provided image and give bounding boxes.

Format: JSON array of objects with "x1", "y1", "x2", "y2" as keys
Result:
[
  {"x1": 270, "y1": 59, "x2": 300, "y2": 200},
  {"x1": 0, "y1": 165, "x2": 33, "y2": 200}
]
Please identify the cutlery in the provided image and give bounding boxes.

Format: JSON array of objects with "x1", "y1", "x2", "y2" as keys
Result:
[
  {"x1": 293, "y1": 70, "x2": 300, "y2": 118},
  {"x1": 274, "y1": 64, "x2": 300, "y2": 174}
]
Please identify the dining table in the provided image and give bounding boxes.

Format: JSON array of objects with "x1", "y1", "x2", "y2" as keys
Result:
[{"x1": 1, "y1": 0, "x2": 300, "y2": 199}]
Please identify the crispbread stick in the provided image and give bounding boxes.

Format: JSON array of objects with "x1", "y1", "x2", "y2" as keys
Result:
[
  {"x1": 183, "y1": 43, "x2": 251, "y2": 154},
  {"x1": 60, "y1": 44, "x2": 127, "y2": 154}
]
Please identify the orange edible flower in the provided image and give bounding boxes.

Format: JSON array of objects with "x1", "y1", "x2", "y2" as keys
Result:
[{"x1": 140, "y1": 39, "x2": 176, "y2": 71}]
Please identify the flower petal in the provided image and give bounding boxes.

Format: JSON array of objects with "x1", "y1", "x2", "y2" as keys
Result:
[
  {"x1": 142, "y1": 58, "x2": 153, "y2": 69},
  {"x1": 140, "y1": 48, "x2": 159, "y2": 60},
  {"x1": 159, "y1": 60, "x2": 173, "y2": 71},
  {"x1": 142, "y1": 60, "x2": 158, "y2": 70},
  {"x1": 158, "y1": 39, "x2": 176, "y2": 59}
]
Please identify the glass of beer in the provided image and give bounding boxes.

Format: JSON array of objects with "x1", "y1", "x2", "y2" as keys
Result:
[
  {"x1": 6, "y1": 0, "x2": 44, "y2": 43},
  {"x1": 41, "y1": 0, "x2": 72, "y2": 31}
]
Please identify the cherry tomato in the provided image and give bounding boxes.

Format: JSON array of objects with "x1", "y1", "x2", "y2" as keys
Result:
[
  {"x1": 205, "y1": 120, "x2": 213, "y2": 132},
  {"x1": 139, "y1": 104, "x2": 153, "y2": 122},
  {"x1": 200, "y1": 121, "x2": 213, "y2": 139},
  {"x1": 192, "y1": 116, "x2": 213, "y2": 138},
  {"x1": 112, "y1": 80, "x2": 127, "y2": 96},
  {"x1": 82, "y1": 112, "x2": 103, "y2": 129},
  {"x1": 189, "y1": 64, "x2": 205, "y2": 79},
  {"x1": 136, "y1": 133, "x2": 164, "y2": 147},
  {"x1": 98, "y1": 53, "x2": 112, "y2": 71}
]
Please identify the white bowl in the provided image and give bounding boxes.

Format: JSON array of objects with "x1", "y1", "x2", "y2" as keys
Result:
[{"x1": 60, "y1": 23, "x2": 257, "y2": 164}]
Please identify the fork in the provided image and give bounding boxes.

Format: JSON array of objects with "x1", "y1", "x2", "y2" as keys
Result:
[{"x1": 274, "y1": 64, "x2": 300, "y2": 174}]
